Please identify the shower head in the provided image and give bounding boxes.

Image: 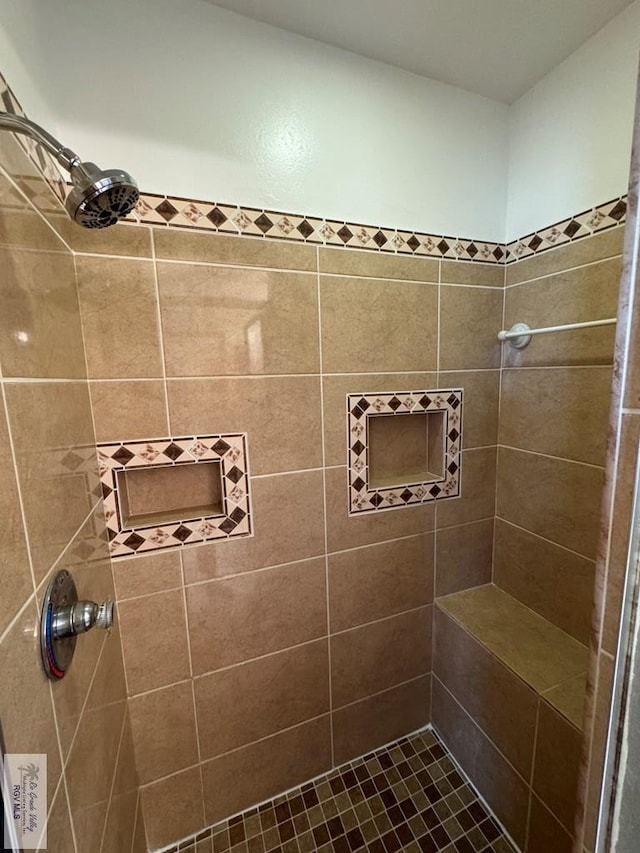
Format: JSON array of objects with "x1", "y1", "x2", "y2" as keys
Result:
[
  {"x1": 65, "y1": 161, "x2": 139, "y2": 229},
  {"x1": 0, "y1": 111, "x2": 139, "y2": 229}
]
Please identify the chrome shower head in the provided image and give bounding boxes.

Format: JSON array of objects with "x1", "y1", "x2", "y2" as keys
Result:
[
  {"x1": 66, "y1": 161, "x2": 139, "y2": 229},
  {"x1": 0, "y1": 111, "x2": 139, "y2": 229}
]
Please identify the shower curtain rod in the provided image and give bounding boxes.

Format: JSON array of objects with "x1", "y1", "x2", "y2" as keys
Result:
[{"x1": 497, "y1": 317, "x2": 617, "y2": 349}]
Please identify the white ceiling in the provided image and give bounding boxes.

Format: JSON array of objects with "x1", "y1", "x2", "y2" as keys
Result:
[{"x1": 205, "y1": 0, "x2": 634, "y2": 103}]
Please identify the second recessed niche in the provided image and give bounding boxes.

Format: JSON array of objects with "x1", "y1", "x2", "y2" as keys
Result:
[
  {"x1": 347, "y1": 389, "x2": 463, "y2": 514},
  {"x1": 368, "y1": 410, "x2": 446, "y2": 489}
]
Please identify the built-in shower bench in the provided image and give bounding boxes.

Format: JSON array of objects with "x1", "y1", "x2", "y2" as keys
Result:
[
  {"x1": 435, "y1": 583, "x2": 589, "y2": 729},
  {"x1": 433, "y1": 583, "x2": 589, "y2": 846}
]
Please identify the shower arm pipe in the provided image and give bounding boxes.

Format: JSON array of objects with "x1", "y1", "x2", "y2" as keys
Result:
[
  {"x1": 0, "y1": 111, "x2": 80, "y2": 172},
  {"x1": 498, "y1": 317, "x2": 617, "y2": 342}
]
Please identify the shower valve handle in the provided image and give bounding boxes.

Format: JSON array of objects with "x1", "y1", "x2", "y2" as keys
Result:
[{"x1": 51, "y1": 599, "x2": 114, "y2": 639}]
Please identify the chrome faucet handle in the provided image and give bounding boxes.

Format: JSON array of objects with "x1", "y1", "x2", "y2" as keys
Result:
[{"x1": 40, "y1": 570, "x2": 116, "y2": 680}]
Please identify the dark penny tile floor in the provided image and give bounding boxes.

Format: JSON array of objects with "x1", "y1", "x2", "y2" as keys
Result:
[{"x1": 165, "y1": 729, "x2": 517, "y2": 853}]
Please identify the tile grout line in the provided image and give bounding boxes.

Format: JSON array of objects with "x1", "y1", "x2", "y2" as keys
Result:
[
  {"x1": 98, "y1": 704, "x2": 129, "y2": 853},
  {"x1": 140, "y1": 673, "x2": 434, "y2": 795},
  {"x1": 113, "y1": 520, "x2": 493, "y2": 592},
  {"x1": 495, "y1": 516, "x2": 598, "y2": 563},
  {"x1": 150, "y1": 228, "x2": 172, "y2": 431},
  {"x1": 504, "y1": 252, "x2": 624, "y2": 289},
  {"x1": 523, "y1": 700, "x2": 541, "y2": 852},
  {"x1": 315, "y1": 244, "x2": 335, "y2": 769},
  {"x1": 493, "y1": 258, "x2": 507, "y2": 585}
]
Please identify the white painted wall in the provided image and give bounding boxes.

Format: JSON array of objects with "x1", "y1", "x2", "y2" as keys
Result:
[
  {"x1": 506, "y1": 0, "x2": 640, "y2": 241},
  {"x1": 0, "y1": 0, "x2": 509, "y2": 241},
  {"x1": 0, "y1": 0, "x2": 638, "y2": 242}
]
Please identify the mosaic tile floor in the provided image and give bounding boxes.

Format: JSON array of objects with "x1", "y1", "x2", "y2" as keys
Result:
[{"x1": 167, "y1": 729, "x2": 517, "y2": 853}]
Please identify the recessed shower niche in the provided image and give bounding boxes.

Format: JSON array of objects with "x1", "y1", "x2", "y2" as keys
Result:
[
  {"x1": 347, "y1": 389, "x2": 463, "y2": 514},
  {"x1": 97, "y1": 433, "x2": 253, "y2": 556}
]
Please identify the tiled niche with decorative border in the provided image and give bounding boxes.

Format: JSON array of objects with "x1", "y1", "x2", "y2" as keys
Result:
[
  {"x1": 347, "y1": 389, "x2": 463, "y2": 514},
  {"x1": 97, "y1": 433, "x2": 252, "y2": 557}
]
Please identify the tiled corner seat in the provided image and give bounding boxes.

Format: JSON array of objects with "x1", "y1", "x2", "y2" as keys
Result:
[{"x1": 432, "y1": 584, "x2": 589, "y2": 852}]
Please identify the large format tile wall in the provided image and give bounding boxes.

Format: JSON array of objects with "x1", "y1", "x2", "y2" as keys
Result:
[
  {"x1": 0, "y1": 129, "x2": 143, "y2": 849},
  {"x1": 69, "y1": 222, "x2": 503, "y2": 849},
  {"x1": 431, "y1": 228, "x2": 624, "y2": 853}
]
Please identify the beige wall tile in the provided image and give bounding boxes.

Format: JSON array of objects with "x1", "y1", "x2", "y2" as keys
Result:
[
  {"x1": 435, "y1": 519, "x2": 493, "y2": 597},
  {"x1": 101, "y1": 788, "x2": 139, "y2": 853},
  {"x1": 332, "y1": 677, "x2": 430, "y2": 765},
  {"x1": 499, "y1": 367, "x2": 611, "y2": 466},
  {"x1": 494, "y1": 519, "x2": 595, "y2": 644},
  {"x1": 182, "y1": 470, "x2": 325, "y2": 582},
  {"x1": 201, "y1": 716, "x2": 331, "y2": 826},
  {"x1": 158, "y1": 263, "x2": 319, "y2": 376},
  {"x1": 433, "y1": 608, "x2": 537, "y2": 778},
  {"x1": 438, "y1": 370, "x2": 500, "y2": 449},
  {"x1": 527, "y1": 794, "x2": 573, "y2": 853},
  {"x1": 319, "y1": 276, "x2": 438, "y2": 373},
  {"x1": 76, "y1": 256, "x2": 163, "y2": 378},
  {"x1": 439, "y1": 287, "x2": 503, "y2": 370},
  {"x1": 503, "y1": 258, "x2": 621, "y2": 367},
  {"x1": 130, "y1": 681, "x2": 199, "y2": 784},
  {"x1": 0, "y1": 597, "x2": 62, "y2": 810},
  {"x1": 331, "y1": 607, "x2": 432, "y2": 708},
  {"x1": 322, "y1": 372, "x2": 437, "y2": 467},
  {"x1": 119, "y1": 589, "x2": 191, "y2": 694},
  {"x1": 505, "y1": 229, "x2": 624, "y2": 286},
  {"x1": 431, "y1": 678, "x2": 529, "y2": 849},
  {"x1": 195, "y1": 639, "x2": 329, "y2": 758},
  {"x1": 39, "y1": 783, "x2": 76, "y2": 853},
  {"x1": 532, "y1": 700, "x2": 583, "y2": 832},
  {"x1": 0, "y1": 167, "x2": 65, "y2": 252},
  {"x1": 542, "y1": 672, "x2": 587, "y2": 731},
  {"x1": 328, "y1": 534, "x2": 433, "y2": 632},
  {"x1": 496, "y1": 447, "x2": 604, "y2": 559},
  {"x1": 325, "y1": 466, "x2": 435, "y2": 552},
  {"x1": 0, "y1": 247, "x2": 86, "y2": 378},
  {"x1": 441, "y1": 260, "x2": 504, "y2": 288},
  {"x1": 114, "y1": 550, "x2": 182, "y2": 599},
  {"x1": 90, "y1": 379, "x2": 169, "y2": 442},
  {"x1": 436, "y1": 447, "x2": 497, "y2": 529},
  {"x1": 141, "y1": 765, "x2": 205, "y2": 850},
  {"x1": 67, "y1": 221, "x2": 152, "y2": 257},
  {"x1": 186, "y1": 558, "x2": 327, "y2": 674},
  {"x1": 167, "y1": 376, "x2": 322, "y2": 475},
  {"x1": 132, "y1": 799, "x2": 147, "y2": 853},
  {"x1": 153, "y1": 229, "x2": 316, "y2": 271},
  {"x1": 65, "y1": 700, "x2": 126, "y2": 853},
  {"x1": 0, "y1": 402, "x2": 32, "y2": 636},
  {"x1": 4, "y1": 381, "x2": 98, "y2": 583},
  {"x1": 319, "y1": 247, "x2": 438, "y2": 282},
  {"x1": 436, "y1": 587, "x2": 589, "y2": 693}
]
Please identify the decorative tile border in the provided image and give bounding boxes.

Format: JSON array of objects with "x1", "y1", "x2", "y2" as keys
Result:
[
  {"x1": 0, "y1": 69, "x2": 628, "y2": 266},
  {"x1": 97, "y1": 433, "x2": 252, "y2": 557},
  {"x1": 504, "y1": 196, "x2": 628, "y2": 263},
  {"x1": 347, "y1": 389, "x2": 462, "y2": 514}
]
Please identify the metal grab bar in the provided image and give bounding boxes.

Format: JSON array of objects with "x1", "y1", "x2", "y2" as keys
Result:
[{"x1": 497, "y1": 318, "x2": 617, "y2": 349}]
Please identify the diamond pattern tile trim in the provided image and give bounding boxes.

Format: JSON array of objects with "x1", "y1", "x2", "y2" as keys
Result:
[
  {"x1": 347, "y1": 390, "x2": 463, "y2": 515},
  {"x1": 0, "y1": 70, "x2": 628, "y2": 267},
  {"x1": 158, "y1": 728, "x2": 517, "y2": 853},
  {"x1": 97, "y1": 433, "x2": 252, "y2": 557}
]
